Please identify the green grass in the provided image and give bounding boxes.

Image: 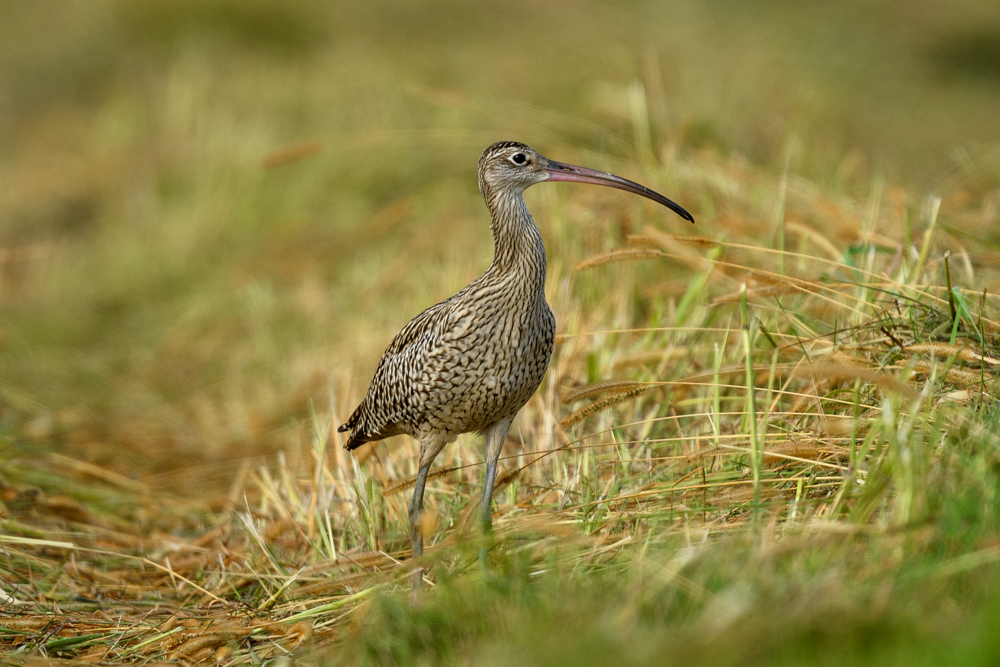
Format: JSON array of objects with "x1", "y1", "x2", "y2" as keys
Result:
[{"x1": 3, "y1": 1, "x2": 1000, "y2": 664}]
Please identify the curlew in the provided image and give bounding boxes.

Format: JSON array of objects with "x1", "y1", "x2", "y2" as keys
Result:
[{"x1": 338, "y1": 141, "x2": 693, "y2": 570}]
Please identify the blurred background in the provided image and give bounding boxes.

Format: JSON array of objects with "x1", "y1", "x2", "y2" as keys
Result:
[{"x1": 2, "y1": 0, "x2": 999, "y2": 484}]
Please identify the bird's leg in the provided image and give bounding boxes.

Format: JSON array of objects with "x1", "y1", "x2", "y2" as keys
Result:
[
  {"x1": 479, "y1": 417, "x2": 513, "y2": 566},
  {"x1": 408, "y1": 460, "x2": 432, "y2": 588},
  {"x1": 409, "y1": 462, "x2": 432, "y2": 557}
]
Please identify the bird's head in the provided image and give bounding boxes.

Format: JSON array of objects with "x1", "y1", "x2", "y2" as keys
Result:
[
  {"x1": 477, "y1": 141, "x2": 551, "y2": 194},
  {"x1": 477, "y1": 141, "x2": 694, "y2": 223}
]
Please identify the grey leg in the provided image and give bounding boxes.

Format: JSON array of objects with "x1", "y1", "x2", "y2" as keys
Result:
[
  {"x1": 409, "y1": 461, "x2": 433, "y2": 559},
  {"x1": 410, "y1": 433, "x2": 453, "y2": 589},
  {"x1": 479, "y1": 417, "x2": 513, "y2": 565},
  {"x1": 408, "y1": 461, "x2": 432, "y2": 589}
]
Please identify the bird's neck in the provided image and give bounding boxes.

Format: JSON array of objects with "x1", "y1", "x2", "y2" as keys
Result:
[{"x1": 484, "y1": 192, "x2": 547, "y2": 289}]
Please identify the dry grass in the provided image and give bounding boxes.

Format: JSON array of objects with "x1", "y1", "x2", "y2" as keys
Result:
[{"x1": 4, "y1": 139, "x2": 1000, "y2": 661}]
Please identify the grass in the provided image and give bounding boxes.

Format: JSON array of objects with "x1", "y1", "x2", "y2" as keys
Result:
[{"x1": 3, "y1": 1, "x2": 1000, "y2": 664}]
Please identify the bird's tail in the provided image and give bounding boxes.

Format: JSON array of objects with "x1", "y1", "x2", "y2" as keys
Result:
[
  {"x1": 337, "y1": 413, "x2": 368, "y2": 451},
  {"x1": 339, "y1": 398, "x2": 404, "y2": 450}
]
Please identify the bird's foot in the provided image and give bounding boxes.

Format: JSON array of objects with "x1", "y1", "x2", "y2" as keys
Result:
[
  {"x1": 478, "y1": 544, "x2": 491, "y2": 571},
  {"x1": 409, "y1": 519, "x2": 425, "y2": 591},
  {"x1": 410, "y1": 565, "x2": 425, "y2": 592},
  {"x1": 477, "y1": 516, "x2": 495, "y2": 571}
]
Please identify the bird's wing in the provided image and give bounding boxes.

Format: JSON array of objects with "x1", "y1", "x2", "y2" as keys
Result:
[
  {"x1": 340, "y1": 297, "x2": 456, "y2": 447},
  {"x1": 381, "y1": 299, "x2": 453, "y2": 358}
]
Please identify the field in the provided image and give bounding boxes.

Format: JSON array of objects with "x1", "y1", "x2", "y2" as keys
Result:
[{"x1": 3, "y1": 1, "x2": 1000, "y2": 664}]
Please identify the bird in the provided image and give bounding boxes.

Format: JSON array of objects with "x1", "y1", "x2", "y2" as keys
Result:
[{"x1": 338, "y1": 141, "x2": 693, "y2": 571}]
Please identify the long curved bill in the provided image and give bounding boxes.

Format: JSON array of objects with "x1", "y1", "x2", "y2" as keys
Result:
[{"x1": 544, "y1": 160, "x2": 694, "y2": 223}]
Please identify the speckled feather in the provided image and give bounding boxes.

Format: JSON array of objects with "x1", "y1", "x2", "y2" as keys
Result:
[{"x1": 339, "y1": 142, "x2": 556, "y2": 454}]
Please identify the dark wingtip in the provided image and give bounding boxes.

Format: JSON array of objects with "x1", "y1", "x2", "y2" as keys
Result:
[
  {"x1": 344, "y1": 432, "x2": 367, "y2": 451},
  {"x1": 339, "y1": 421, "x2": 368, "y2": 450}
]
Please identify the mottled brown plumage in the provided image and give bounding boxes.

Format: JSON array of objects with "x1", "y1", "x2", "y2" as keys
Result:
[{"x1": 339, "y1": 141, "x2": 693, "y2": 570}]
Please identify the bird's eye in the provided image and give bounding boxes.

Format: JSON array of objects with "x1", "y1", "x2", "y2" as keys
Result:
[{"x1": 510, "y1": 153, "x2": 528, "y2": 166}]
